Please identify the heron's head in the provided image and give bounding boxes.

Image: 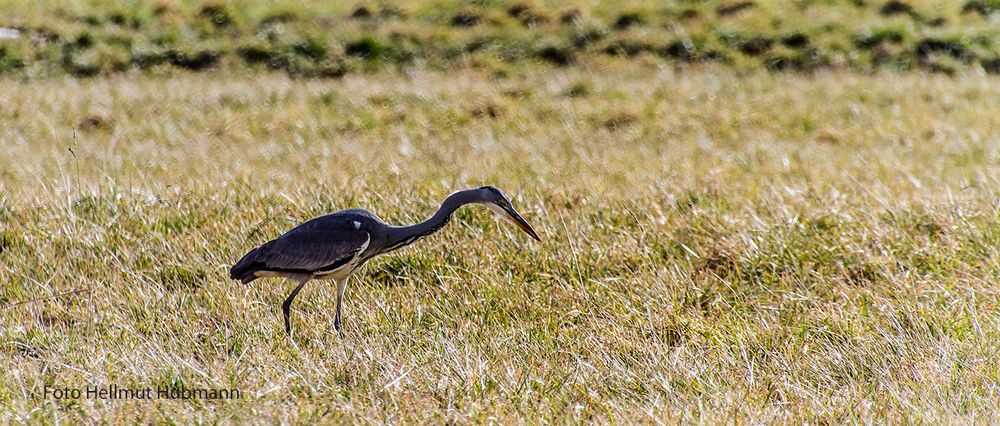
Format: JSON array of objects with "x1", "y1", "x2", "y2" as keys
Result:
[{"x1": 477, "y1": 186, "x2": 541, "y2": 241}]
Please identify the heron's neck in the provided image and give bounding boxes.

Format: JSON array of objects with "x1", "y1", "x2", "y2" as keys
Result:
[{"x1": 383, "y1": 190, "x2": 479, "y2": 253}]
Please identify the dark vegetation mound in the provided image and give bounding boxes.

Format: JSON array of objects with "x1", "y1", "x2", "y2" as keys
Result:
[{"x1": 0, "y1": 1, "x2": 997, "y2": 78}]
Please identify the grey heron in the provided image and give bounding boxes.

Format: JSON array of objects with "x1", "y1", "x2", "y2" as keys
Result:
[{"x1": 230, "y1": 186, "x2": 541, "y2": 335}]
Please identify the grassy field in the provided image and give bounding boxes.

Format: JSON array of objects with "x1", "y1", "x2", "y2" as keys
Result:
[
  {"x1": 3, "y1": 0, "x2": 1000, "y2": 423},
  {"x1": 2, "y1": 62, "x2": 999, "y2": 422}
]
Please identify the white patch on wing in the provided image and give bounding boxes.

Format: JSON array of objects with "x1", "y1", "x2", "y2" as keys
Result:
[
  {"x1": 355, "y1": 233, "x2": 371, "y2": 259},
  {"x1": 353, "y1": 221, "x2": 362, "y2": 229}
]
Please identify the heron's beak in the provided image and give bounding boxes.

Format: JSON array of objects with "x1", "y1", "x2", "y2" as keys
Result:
[{"x1": 502, "y1": 205, "x2": 541, "y2": 241}]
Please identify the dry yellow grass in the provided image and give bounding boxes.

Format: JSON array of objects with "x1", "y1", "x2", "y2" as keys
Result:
[{"x1": 2, "y1": 63, "x2": 1000, "y2": 422}]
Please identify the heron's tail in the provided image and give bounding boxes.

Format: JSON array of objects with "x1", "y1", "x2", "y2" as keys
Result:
[{"x1": 230, "y1": 244, "x2": 267, "y2": 284}]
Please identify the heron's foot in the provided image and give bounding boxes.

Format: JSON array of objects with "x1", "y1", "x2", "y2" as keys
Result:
[{"x1": 334, "y1": 318, "x2": 343, "y2": 336}]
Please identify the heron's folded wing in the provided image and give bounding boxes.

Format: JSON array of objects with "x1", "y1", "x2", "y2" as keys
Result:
[{"x1": 254, "y1": 216, "x2": 370, "y2": 272}]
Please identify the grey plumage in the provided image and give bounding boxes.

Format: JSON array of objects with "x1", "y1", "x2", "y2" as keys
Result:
[
  {"x1": 230, "y1": 209, "x2": 374, "y2": 283},
  {"x1": 230, "y1": 186, "x2": 541, "y2": 335}
]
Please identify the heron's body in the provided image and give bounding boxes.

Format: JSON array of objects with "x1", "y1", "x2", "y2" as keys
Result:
[{"x1": 230, "y1": 187, "x2": 540, "y2": 335}]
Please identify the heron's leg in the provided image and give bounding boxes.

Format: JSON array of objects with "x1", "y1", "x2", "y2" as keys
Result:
[
  {"x1": 281, "y1": 278, "x2": 308, "y2": 335},
  {"x1": 334, "y1": 278, "x2": 349, "y2": 334}
]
